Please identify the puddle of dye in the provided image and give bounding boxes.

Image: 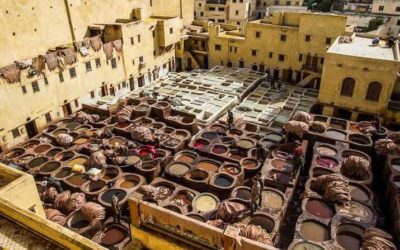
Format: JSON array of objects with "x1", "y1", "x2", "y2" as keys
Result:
[
  {"x1": 194, "y1": 195, "x2": 217, "y2": 212},
  {"x1": 316, "y1": 146, "x2": 336, "y2": 156},
  {"x1": 40, "y1": 162, "x2": 60, "y2": 173},
  {"x1": 34, "y1": 145, "x2": 51, "y2": 153},
  {"x1": 102, "y1": 189, "x2": 126, "y2": 204},
  {"x1": 169, "y1": 163, "x2": 190, "y2": 175},
  {"x1": 337, "y1": 232, "x2": 361, "y2": 250},
  {"x1": 238, "y1": 139, "x2": 254, "y2": 148},
  {"x1": 101, "y1": 227, "x2": 126, "y2": 246},
  {"x1": 212, "y1": 145, "x2": 228, "y2": 154},
  {"x1": 326, "y1": 130, "x2": 346, "y2": 140},
  {"x1": 68, "y1": 157, "x2": 87, "y2": 167},
  {"x1": 176, "y1": 154, "x2": 195, "y2": 164},
  {"x1": 197, "y1": 161, "x2": 219, "y2": 172},
  {"x1": 300, "y1": 221, "x2": 330, "y2": 242},
  {"x1": 305, "y1": 199, "x2": 333, "y2": 219},
  {"x1": 292, "y1": 242, "x2": 323, "y2": 250},
  {"x1": 214, "y1": 176, "x2": 232, "y2": 187},
  {"x1": 264, "y1": 190, "x2": 284, "y2": 209},
  {"x1": 316, "y1": 156, "x2": 338, "y2": 168},
  {"x1": 120, "y1": 180, "x2": 137, "y2": 189},
  {"x1": 271, "y1": 159, "x2": 287, "y2": 170},
  {"x1": 349, "y1": 185, "x2": 369, "y2": 202},
  {"x1": 236, "y1": 188, "x2": 251, "y2": 200}
]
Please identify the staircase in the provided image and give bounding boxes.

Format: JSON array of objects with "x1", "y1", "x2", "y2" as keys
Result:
[{"x1": 296, "y1": 71, "x2": 321, "y2": 87}]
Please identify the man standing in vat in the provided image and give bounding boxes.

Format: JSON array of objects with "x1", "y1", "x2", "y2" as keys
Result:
[
  {"x1": 292, "y1": 142, "x2": 304, "y2": 175},
  {"x1": 227, "y1": 110, "x2": 234, "y2": 130},
  {"x1": 112, "y1": 194, "x2": 121, "y2": 224},
  {"x1": 250, "y1": 173, "x2": 264, "y2": 214}
]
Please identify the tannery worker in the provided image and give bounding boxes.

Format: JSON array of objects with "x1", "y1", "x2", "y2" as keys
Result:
[
  {"x1": 42, "y1": 176, "x2": 64, "y2": 193},
  {"x1": 111, "y1": 194, "x2": 121, "y2": 224},
  {"x1": 250, "y1": 173, "x2": 264, "y2": 214},
  {"x1": 292, "y1": 143, "x2": 304, "y2": 174},
  {"x1": 227, "y1": 110, "x2": 234, "y2": 130}
]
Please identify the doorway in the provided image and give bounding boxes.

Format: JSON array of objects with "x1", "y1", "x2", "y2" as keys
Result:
[
  {"x1": 129, "y1": 77, "x2": 135, "y2": 91},
  {"x1": 101, "y1": 85, "x2": 108, "y2": 97},
  {"x1": 25, "y1": 120, "x2": 38, "y2": 139},
  {"x1": 62, "y1": 103, "x2": 72, "y2": 117},
  {"x1": 138, "y1": 75, "x2": 145, "y2": 87},
  {"x1": 334, "y1": 108, "x2": 352, "y2": 120},
  {"x1": 110, "y1": 87, "x2": 115, "y2": 96}
]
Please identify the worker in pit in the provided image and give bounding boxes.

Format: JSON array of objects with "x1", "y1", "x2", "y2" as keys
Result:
[{"x1": 250, "y1": 172, "x2": 264, "y2": 214}]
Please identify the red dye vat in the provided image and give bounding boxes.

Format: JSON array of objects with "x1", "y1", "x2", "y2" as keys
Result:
[{"x1": 316, "y1": 156, "x2": 338, "y2": 168}]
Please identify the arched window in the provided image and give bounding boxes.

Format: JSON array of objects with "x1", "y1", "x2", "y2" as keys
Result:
[
  {"x1": 340, "y1": 77, "x2": 356, "y2": 97},
  {"x1": 365, "y1": 81, "x2": 382, "y2": 101}
]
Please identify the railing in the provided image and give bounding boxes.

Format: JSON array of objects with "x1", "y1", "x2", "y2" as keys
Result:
[{"x1": 302, "y1": 64, "x2": 322, "y2": 73}]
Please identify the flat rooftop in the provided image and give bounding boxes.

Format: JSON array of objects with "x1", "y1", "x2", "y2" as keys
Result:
[{"x1": 328, "y1": 35, "x2": 397, "y2": 61}]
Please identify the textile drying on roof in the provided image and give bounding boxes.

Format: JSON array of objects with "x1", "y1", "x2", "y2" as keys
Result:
[
  {"x1": 0, "y1": 63, "x2": 21, "y2": 83},
  {"x1": 89, "y1": 36, "x2": 102, "y2": 51},
  {"x1": 103, "y1": 42, "x2": 114, "y2": 60},
  {"x1": 58, "y1": 48, "x2": 77, "y2": 65},
  {"x1": 113, "y1": 39, "x2": 123, "y2": 52},
  {"x1": 42, "y1": 52, "x2": 59, "y2": 71}
]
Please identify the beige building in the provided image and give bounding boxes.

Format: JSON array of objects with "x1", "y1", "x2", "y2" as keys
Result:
[
  {"x1": 318, "y1": 33, "x2": 400, "y2": 126},
  {"x1": 0, "y1": 0, "x2": 194, "y2": 152}
]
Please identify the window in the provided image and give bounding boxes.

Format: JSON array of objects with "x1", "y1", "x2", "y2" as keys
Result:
[
  {"x1": 298, "y1": 54, "x2": 303, "y2": 62},
  {"x1": 218, "y1": 7, "x2": 225, "y2": 11},
  {"x1": 378, "y1": 5, "x2": 384, "y2": 11},
  {"x1": 252, "y1": 50, "x2": 257, "y2": 56},
  {"x1": 209, "y1": 18, "x2": 215, "y2": 22},
  {"x1": 239, "y1": 60, "x2": 244, "y2": 68},
  {"x1": 12, "y1": 128, "x2": 20, "y2": 138},
  {"x1": 137, "y1": 34, "x2": 141, "y2": 43},
  {"x1": 278, "y1": 54, "x2": 285, "y2": 62},
  {"x1": 85, "y1": 61, "x2": 92, "y2": 72},
  {"x1": 218, "y1": 19, "x2": 224, "y2": 23},
  {"x1": 286, "y1": 1, "x2": 290, "y2": 5},
  {"x1": 230, "y1": 46, "x2": 237, "y2": 53},
  {"x1": 227, "y1": 61, "x2": 233, "y2": 67},
  {"x1": 194, "y1": 11, "x2": 196, "y2": 17},
  {"x1": 122, "y1": 82, "x2": 127, "y2": 88},
  {"x1": 320, "y1": 57, "x2": 324, "y2": 64},
  {"x1": 233, "y1": 0, "x2": 236, "y2": 2},
  {"x1": 59, "y1": 72, "x2": 64, "y2": 82},
  {"x1": 256, "y1": 31, "x2": 261, "y2": 38},
  {"x1": 295, "y1": 1, "x2": 299, "y2": 5},
  {"x1": 45, "y1": 113, "x2": 52, "y2": 123},
  {"x1": 44, "y1": 77, "x2": 49, "y2": 85},
  {"x1": 150, "y1": 0, "x2": 152, "y2": 6},
  {"x1": 280, "y1": 34, "x2": 286, "y2": 41},
  {"x1": 21, "y1": 86, "x2": 27, "y2": 94},
  {"x1": 153, "y1": 50, "x2": 156, "y2": 56},
  {"x1": 209, "y1": 7, "x2": 215, "y2": 11},
  {"x1": 365, "y1": 81, "x2": 382, "y2": 101},
  {"x1": 215, "y1": 44, "x2": 221, "y2": 51},
  {"x1": 326, "y1": 37, "x2": 332, "y2": 45},
  {"x1": 74, "y1": 99, "x2": 79, "y2": 108},
  {"x1": 139, "y1": 56, "x2": 144, "y2": 63},
  {"x1": 340, "y1": 77, "x2": 356, "y2": 97},
  {"x1": 130, "y1": 37, "x2": 134, "y2": 45},
  {"x1": 252, "y1": 64, "x2": 258, "y2": 71},
  {"x1": 95, "y1": 58, "x2": 101, "y2": 68},
  {"x1": 111, "y1": 58, "x2": 117, "y2": 68},
  {"x1": 69, "y1": 68, "x2": 76, "y2": 78},
  {"x1": 32, "y1": 81, "x2": 40, "y2": 93},
  {"x1": 90, "y1": 91, "x2": 95, "y2": 99},
  {"x1": 236, "y1": 10, "x2": 239, "y2": 15},
  {"x1": 397, "y1": 19, "x2": 400, "y2": 26},
  {"x1": 199, "y1": 3, "x2": 202, "y2": 6},
  {"x1": 396, "y1": 7, "x2": 400, "y2": 12},
  {"x1": 305, "y1": 35, "x2": 311, "y2": 42},
  {"x1": 132, "y1": 59, "x2": 135, "y2": 65},
  {"x1": 152, "y1": 30, "x2": 156, "y2": 37},
  {"x1": 170, "y1": 28, "x2": 173, "y2": 34},
  {"x1": 201, "y1": 11, "x2": 204, "y2": 16},
  {"x1": 269, "y1": 52, "x2": 273, "y2": 58}
]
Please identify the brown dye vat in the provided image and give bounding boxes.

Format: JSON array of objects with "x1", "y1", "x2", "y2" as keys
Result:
[
  {"x1": 23, "y1": 140, "x2": 40, "y2": 149},
  {"x1": 336, "y1": 224, "x2": 364, "y2": 250},
  {"x1": 248, "y1": 215, "x2": 275, "y2": 233},
  {"x1": 227, "y1": 129, "x2": 243, "y2": 136},
  {"x1": 116, "y1": 122, "x2": 130, "y2": 128},
  {"x1": 53, "y1": 129, "x2": 68, "y2": 136},
  {"x1": 193, "y1": 193, "x2": 218, "y2": 212},
  {"x1": 73, "y1": 137, "x2": 89, "y2": 145},
  {"x1": 171, "y1": 191, "x2": 194, "y2": 207},
  {"x1": 329, "y1": 121, "x2": 346, "y2": 130},
  {"x1": 163, "y1": 127, "x2": 175, "y2": 134},
  {"x1": 237, "y1": 138, "x2": 254, "y2": 149},
  {"x1": 66, "y1": 174, "x2": 89, "y2": 186},
  {"x1": 174, "y1": 131, "x2": 189, "y2": 141},
  {"x1": 326, "y1": 129, "x2": 346, "y2": 140},
  {"x1": 67, "y1": 157, "x2": 87, "y2": 168},
  {"x1": 40, "y1": 162, "x2": 61, "y2": 173},
  {"x1": 300, "y1": 220, "x2": 330, "y2": 242},
  {"x1": 316, "y1": 146, "x2": 337, "y2": 156},
  {"x1": 46, "y1": 148, "x2": 62, "y2": 157},
  {"x1": 241, "y1": 158, "x2": 258, "y2": 169},
  {"x1": 229, "y1": 150, "x2": 246, "y2": 160},
  {"x1": 27, "y1": 157, "x2": 48, "y2": 168},
  {"x1": 101, "y1": 189, "x2": 127, "y2": 204},
  {"x1": 126, "y1": 156, "x2": 140, "y2": 165},
  {"x1": 102, "y1": 168, "x2": 119, "y2": 181},
  {"x1": 201, "y1": 132, "x2": 218, "y2": 140},
  {"x1": 337, "y1": 201, "x2": 373, "y2": 224},
  {"x1": 236, "y1": 188, "x2": 251, "y2": 200},
  {"x1": 189, "y1": 169, "x2": 209, "y2": 181},
  {"x1": 209, "y1": 124, "x2": 225, "y2": 133},
  {"x1": 100, "y1": 226, "x2": 128, "y2": 246},
  {"x1": 264, "y1": 190, "x2": 284, "y2": 210},
  {"x1": 33, "y1": 144, "x2": 51, "y2": 154},
  {"x1": 305, "y1": 199, "x2": 333, "y2": 219},
  {"x1": 152, "y1": 122, "x2": 165, "y2": 129},
  {"x1": 181, "y1": 117, "x2": 194, "y2": 124},
  {"x1": 65, "y1": 122, "x2": 81, "y2": 131},
  {"x1": 349, "y1": 184, "x2": 369, "y2": 202},
  {"x1": 4, "y1": 148, "x2": 25, "y2": 159},
  {"x1": 86, "y1": 180, "x2": 107, "y2": 192},
  {"x1": 214, "y1": 174, "x2": 233, "y2": 187},
  {"x1": 292, "y1": 242, "x2": 324, "y2": 250},
  {"x1": 54, "y1": 168, "x2": 72, "y2": 179},
  {"x1": 348, "y1": 134, "x2": 371, "y2": 145},
  {"x1": 221, "y1": 136, "x2": 234, "y2": 145},
  {"x1": 169, "y1": 163, "x2": 190, "y2": 176},
  {"x1": 176, "y1": 154, "x2": 195, "y2": 164},
  {"x1": 152, "y1": 183, "x2": 174, "y2": 200},
  {"x1": 271, "y1": 159, "x2": 287, "y2": 170},
  {"x1": 120, "y1": 180, "x2": 138, "y2": 189},
  {"x1": 109, "y1": 137, "x2": 126, "y2": 147},
  {"x1": 197, "y1": 161, "x2": 219, "y2": 173},
  {"x1": 55, "y1": 151, "x2": 75, "y2": 161},
  {"x1": 211, "y1": 145, "x2": 228, "y2": 154}
]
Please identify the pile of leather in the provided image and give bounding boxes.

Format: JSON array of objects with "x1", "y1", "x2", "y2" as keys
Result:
[
  {"x1": 313, "y1": 174, "x2": 351, "y2": 204},
  {"x1": 361, "y1": 228, "x2": 396, "y2": 250},
  {"x1": 130, "y1": 126, "x2": 155, "y2": 143},
  {"x1": 342, "y1": 155, "x2": 370, "y2": 180},
  {"x1": 291, "y1": 111, "x2": 312, "y2": 124},
  {"x1": 309, "y1": 121, "x2": 327, "y2": 133},
  {"x1": 56, "y1": 133, "x2": 73, "y2": 147},
  {"x1": 73, "y1": 111, "x2": 100, "y2": 124},
  {"x1": 87, "y1": 151, "x2": 108, "y2": 169},
  {"x1": 233, "y1": 222, "x2": 273, "y2": 245},
  {"x1": 388, "y1": 131, "x2": 400, "y2": 144},
  {"x1": 375, "y1": 139, "x2": 400, "y2": 155},
  {"x1": 116, "y1": 105, "x2": 135, "y2": 122},
  {"x1": 216, "y1": 201, "x2": 248, "y2": 223},
  {"x1": 80, "y1": 202, "x2": 106, "y2": 222},
  {"x1": 356, "y1": 121, "x2": 377, "y2": 136},
  {"x1": 45, "y1": 209, "x2": 67, "y2": 226},
  {"x1": 284, "y1": 121, "x2": 309, "y2": 138}
]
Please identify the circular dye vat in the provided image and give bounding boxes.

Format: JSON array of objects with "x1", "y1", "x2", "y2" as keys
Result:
[
  {"x1": 101, "y1": 189, "x2": 127, "y2": 204},
  {"x1": 168, "y1": 163, "x2": 190, "y2": 176},
  {"x1": 55, "y1": 151, "x2": 75, "y2": 161},
  {"x1": 192, "y1": 139, "x2": 210, "y2": 149},
  {"x1": 212, "y1": 145, "x2": 228, "y2": 154},
  {"x1": 193, "y1": 193, "x2": 218, "y2": 212},
  {"x1": 109, "y1": 137, "x2": 126, "y2": 147},
  {"x1": 292, "y1": 242, "x2": 323, "y2": 250},
  {"x1": 316, "y1": 156, "x2": 338, "y2": 169},
  {"x1": 53, "y1": 129, "x2": 68, "y2": 136},
  {"x1": 264, "y1": 133, "x2": 283, "y2": 142},
  {"x1": 73, "y1": 137, "x2": 88, "y2": 145},
  {"x1": 227, "y1": 129, "x2": 243, "y2": 136},
  {"x1": 349, "y1": 184, "x2": 369, "y2": 202},
  {"x1": 119, "y1": 179, "x2": 138, "y2": 189},
  {"x1": 273, "y1": 150, "x2": 291, "y2": 159},
  {"x1": 86, "y1": 180, "x2": 106, "y2": 192},
  {"x1": 181, "y1": 117, "x2": 194, "y2": 124},
  {"x1": 264, "y1": 190, "x2": 284, "y2": 210},
  {"x1": 312, "y1": 167, "x2": 335, "y2": 177},
  {"x1": 189, "y1": 169, "x2": 208, "y2": 181},
  {"x1": 4, "y1": 148, "x2": 25, "y2": 159},
  {"x1": 171, "y1": 191, "x2": 195, "y2": 207},
  {"x1": 300, "y1": 221, "x2": 330, "y2": 242},
  {"x1": 54, "y1": 168, "x2": 72, "y2": 179},
  {"x1": 305, "y1": 199, "x2": 333, "y2": 219},
  {"x1": 326, "y1": 129, "x2": 346, "y2": 140},
  {"x1": 316, "y1": 146, "x2": 337, "y2": 156},
  {"x1": 101, "y1": 226, "x2": 128, "y2": 246},
  {"x1": 248, "y1": 215, "x2": 275, "y2": 233},
  {"x1": 237, "y1": 138, "x2": 254, "y2": 149},
  {"x1": 46, "y1": 148, "x2": 62, "y2": 157},
  {"x1": 65, "y1": 122, "x2": 81, "y2": 131},
  {"x1": 197, "y1": 161, "x2": 219, "y2": 172},
  {"x1": 336, "y1": 224, "x2": 364, "y2": 250},
  {"x1": 337, "y1": 201, "x2": 373, "y2": 224},
  {"x1": 348, "y1": 134, "x2": 371, "y2": 145},
  {"x1": 23, "y1": 140, "x2": 40, "y2": 149},
  {"x1": 17, "y1": 154, "x2": 35, "y2": 165},
  {"x1": 234, "y1": 187, "x2": 251, "y2": 200},
  {"x1": 201, "y1": 132, "x2": 217, "y2": 140},
  {"x1": 165, "y1": 205, "x2": 181, "y2": 213},
  {"x1": 28, "y1": 157, "x2": 48, "y2": 169},
  {"x1": 176, "y1": 153, "x2": 196, "y2": 164},
  {"x1": 67, "y1": 157, "x2": 87, "y2": 168},
  {"x1": 221, "y1": 136, "x2": 234, "y2": 145},
  {"x1": 229, "y1": 150, "x2": 247, "y2": 161},
  {"x1": 125, "y1": 156, "x2": 140, "y2": 165},
  {"x1": 214, "y1": 175, "x2": 233, "y2": 187},
  {"x1": 33, "y1": 144, "x2": 51, "y2": 154},
  {"x1": 163, "y1": 127, "x2": 175, "y2": 134},
  {"x1": 220, "y1": 164, "x2": 240, "y2": 175},
  {"x1": 241, "y1": 158, "x2": 258, "y2": 169},
  {"x1": 68, "y1": 212, "x2": 89, "y2": 229},
  {"x1": 66, "y1": 174, "x2": 89, "y2": 186},
  {"x1": 40, "y1": 162, "x2": 61, "y2": 173},
  {"x1": 153, "y1": 184, "x2": 174, "y2": 200},
  {"x1": 102, "y1": 168, "x2": 119, "y2": 181},
  {"x1": 135, "y1": 104, "x2": 149, "y2": 111},
  {"x1": 271, "y1": 159, "x2": 287, "y2": 170},
  {"x1": 209, "y1": 124, "x2": 225, "y2": 133}
]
